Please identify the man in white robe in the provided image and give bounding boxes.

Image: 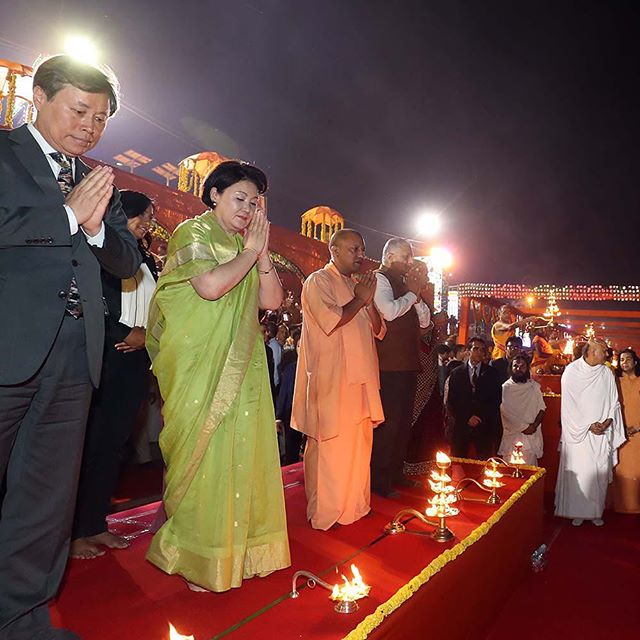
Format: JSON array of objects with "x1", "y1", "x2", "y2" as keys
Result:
[
  {"x1": 555, "y1": 339, "x2": 626, "y2": 526},
  {"x1": 499, "y1": 355, "x2": 546, "y2": 465}
]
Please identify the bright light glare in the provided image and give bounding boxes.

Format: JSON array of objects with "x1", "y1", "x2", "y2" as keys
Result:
[
  {"x1": 430, "y1": 247, "x2": 453, "y2": 269},
  {"x1": 64, "y1": 36, "x2": 98, "y2": 63},
  {"x1": 415, "y1": 211, "x2": 442, "y2": 237}
]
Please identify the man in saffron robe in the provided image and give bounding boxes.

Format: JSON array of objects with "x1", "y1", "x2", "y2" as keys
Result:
[
  {"x1": 292, "y1": 229, "x2": 385, "y2": 530},
  {"x1": 555, "y1": 338, "x2": 626, "y2": 526}
]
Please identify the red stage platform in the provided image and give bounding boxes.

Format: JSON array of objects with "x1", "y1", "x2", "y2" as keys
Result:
[{"x1": 51, "y1": 460, "x2": 544, "y2": 640}]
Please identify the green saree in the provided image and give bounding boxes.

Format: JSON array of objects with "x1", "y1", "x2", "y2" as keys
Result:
[{"x1": 146, "y1": 211, "x2": 290, "y2": 591}]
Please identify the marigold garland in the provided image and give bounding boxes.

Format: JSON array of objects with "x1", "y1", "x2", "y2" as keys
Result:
[
  {"x1": 342, "y1": 458, "x2": 546, "y2": 640},
  {"x1": 4, "y1": 71, "x2": 17, "y2": 127}
]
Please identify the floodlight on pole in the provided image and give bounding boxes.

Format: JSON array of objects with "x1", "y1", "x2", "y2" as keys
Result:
[
  {"x1": 415, "y1": 210, "x2": 442, "y2": 237},
  {"x1": 64, "y1": 36, "x2": 98, "y2": 64}
]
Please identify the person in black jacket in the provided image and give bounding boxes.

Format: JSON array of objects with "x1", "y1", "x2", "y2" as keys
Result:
[
  {"x1": 447, "y1": 336, "x2": 502, "y2": 459},
  {"x1": 71, "y1": 190, "x2": 157, "y2": 559},
  {"x1": 0, "y1": 55, "x2": 140, "y2": 639},
  {"x1": 276, "y1": 329, "x2": 303, "y2": 465},
  {"x1": 490, "y1": 335, "x2": 523, "y2": 385}
]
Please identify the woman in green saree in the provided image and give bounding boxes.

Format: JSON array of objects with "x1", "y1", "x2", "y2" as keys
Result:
[{"x1": 146, "y1": 161, "x2": 290, "y2": 591}]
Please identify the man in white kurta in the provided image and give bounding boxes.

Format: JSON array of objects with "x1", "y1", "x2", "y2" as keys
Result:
[
  {"x1": 498, "y1": 355, "x2": 546, "y2": 465},
  {"x1": 292, "y1": 230, "x2": 385, "y2": 530},
  {"x1": 555, "y1": 339, "x2": 626, "y2": 525}
]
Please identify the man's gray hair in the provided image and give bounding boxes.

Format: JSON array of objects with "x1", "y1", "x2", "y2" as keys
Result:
[{"x1": 381, "y1": 237, "x2": 412, "y2": 265}]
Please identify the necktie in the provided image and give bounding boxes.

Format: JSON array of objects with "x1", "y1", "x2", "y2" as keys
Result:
[
  {"x1": 50, "y1": 152, "x2": 83, "y2": 318},
  {"x1": 471, "y1": 366, "x2": 478, "y2": 391}
]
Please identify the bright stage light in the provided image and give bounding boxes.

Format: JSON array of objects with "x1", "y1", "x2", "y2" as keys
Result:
[
  {"x1": 415, "y1": 211, "x2": 442, "y2": 237},
  {"x1": 430, "y1": 247, "x2": 453, "y2": 269},
  {"x1": 64, "y1": 36, "x2": 98, "y2": 63}
]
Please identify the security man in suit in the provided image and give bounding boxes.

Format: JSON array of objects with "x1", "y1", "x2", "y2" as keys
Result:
[
  {"x1": 0, "y1": 55, "x2": 140, "y2": 639},
  {"x1": 447, "y1": 336, "x2": 502, "y2": 460}
]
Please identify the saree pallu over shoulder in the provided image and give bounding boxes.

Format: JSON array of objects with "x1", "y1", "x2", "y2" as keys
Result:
[{"x1": 145, "y1": 212, "x2": 290, "y2": 590}]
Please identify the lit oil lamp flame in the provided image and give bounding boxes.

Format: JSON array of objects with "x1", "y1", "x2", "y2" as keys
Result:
[
  {"x1": 483, "y1": 460, "x2": 505, "y2": 488},
  {"x1": 169, "y1": 623, "x2": 194, "y2": 640},
  {"x1": 330, "y1": 564, "x2": 370, "y2": 603},
  {"x1": 509, "y1": 442, "x2": 526, "y2": 466},
  {"x1": 563, "y1": 338, "x2": 574, "y2": 356},
  {"x1": 426, "y1": 452, "x2": 459, "y2": 518}
]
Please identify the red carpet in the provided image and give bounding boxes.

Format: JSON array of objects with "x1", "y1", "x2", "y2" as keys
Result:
[
  {"x1": 50, "y1": 463, "x2": 636, "y2": 639},
  {"x1": 484, "y1": 506, "x2": 640, "y2": 640},
  {"x1": 51, "y1": 462, "x2": 544, "y2": 639}
]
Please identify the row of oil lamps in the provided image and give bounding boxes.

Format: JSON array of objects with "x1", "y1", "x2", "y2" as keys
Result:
[{"x1": 168, "y1": 444, "x2": 529, "y2": 637}]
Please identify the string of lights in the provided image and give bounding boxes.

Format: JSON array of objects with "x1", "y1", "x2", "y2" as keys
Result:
[{"x1": 454, "y1": 284, "x2": 640, "y2": 302}]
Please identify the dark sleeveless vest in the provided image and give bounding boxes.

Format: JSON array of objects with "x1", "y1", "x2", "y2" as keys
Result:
[{"x1": 376, "y1": 267, "x2": 420, "y2": 372}]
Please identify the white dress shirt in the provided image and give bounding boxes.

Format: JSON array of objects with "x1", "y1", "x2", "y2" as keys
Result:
[
  {"x1": 26, "y1": 123, "x2": 105, "y2": 247},
  {"x1": 374, "y1": 272, "x2": 431, "y2": 328}
]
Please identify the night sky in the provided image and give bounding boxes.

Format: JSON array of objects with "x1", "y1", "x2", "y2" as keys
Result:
[{"x1": 2, "y1": 1, "x2": 639, "y2": 284}]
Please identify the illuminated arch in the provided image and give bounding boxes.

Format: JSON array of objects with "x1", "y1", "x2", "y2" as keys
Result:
[{"x1": 300, "y1": 206, "x2": 344, "y2": 243}]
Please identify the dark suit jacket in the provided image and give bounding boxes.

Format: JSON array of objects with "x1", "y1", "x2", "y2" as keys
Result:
[
  {"x1": 447, "y1": 362, "x2": 502, "y2": 430},
  {"x1": 445, "y1": 359, "x2": 464, "y2": 377},
  {"x1": 0, "y1": 124, "x2": 141, "y2": 386},
  {"x1": 490, "y1": 357, "x2": 510, "y2": 386}
]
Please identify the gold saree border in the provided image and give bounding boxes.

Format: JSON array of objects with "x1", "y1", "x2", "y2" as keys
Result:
[
  {"x1": 147, "y1": 536, "x2": 290, "y2": 593},
  {"x1": 342, "y1": 459, "x2": 546, "y2": 640},
  {"x1": 161, "y1": 241, "x2": 215, "y2": 277}
]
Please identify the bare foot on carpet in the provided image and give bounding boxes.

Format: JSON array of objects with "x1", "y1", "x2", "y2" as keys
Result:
[
  {"x1": 86, "y1": 531, "x2": 130, "y2": 550},
  {"x1": 70, "y1": 538, "x2": 105, "y2": 560}
]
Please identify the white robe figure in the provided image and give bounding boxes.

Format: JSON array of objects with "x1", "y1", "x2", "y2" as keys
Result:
[
  {"x1": 499, "y1": 378, "x2": 546, "y2": 465},
  {"x1": 555, "y1": 357, "x2": 626, "y2": 520}
]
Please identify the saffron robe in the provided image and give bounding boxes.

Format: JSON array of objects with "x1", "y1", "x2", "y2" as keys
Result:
[{"x1": 292, "y1": 262, "x2": 385, "y2": 530}]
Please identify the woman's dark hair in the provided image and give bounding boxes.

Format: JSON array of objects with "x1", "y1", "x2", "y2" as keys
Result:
[
  {"x1": 616, "y1": 348, "x2": 640, "y2": 377},
  {"x1": 33, "y1": 54, "x2": 120, "y2": 116},
  {"x1": 119, "y1": 190, "x2": 154, "y2": 219},
  {"x1": 201, "y1": 160, "x2": 268, "y2": 208}
]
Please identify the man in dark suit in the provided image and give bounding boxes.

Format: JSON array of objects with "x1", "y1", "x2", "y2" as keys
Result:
[
  {"x1": 447, "y1": 337, "x2": 502, "y2": 460},
  {"x1": 0, "y1": 55, "x2": 140, "y2": 639},
  {"x1": 490, "y1": 335, "x2": 523, "y2": 385}
]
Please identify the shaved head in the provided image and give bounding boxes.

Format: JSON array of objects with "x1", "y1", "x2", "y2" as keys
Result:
[
  {"x1": 329, "y1": 229, "x2": 366, "y2": 276},
  {"x1": 329, "y1": 228, "x2": 363, "y2": 249}
]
